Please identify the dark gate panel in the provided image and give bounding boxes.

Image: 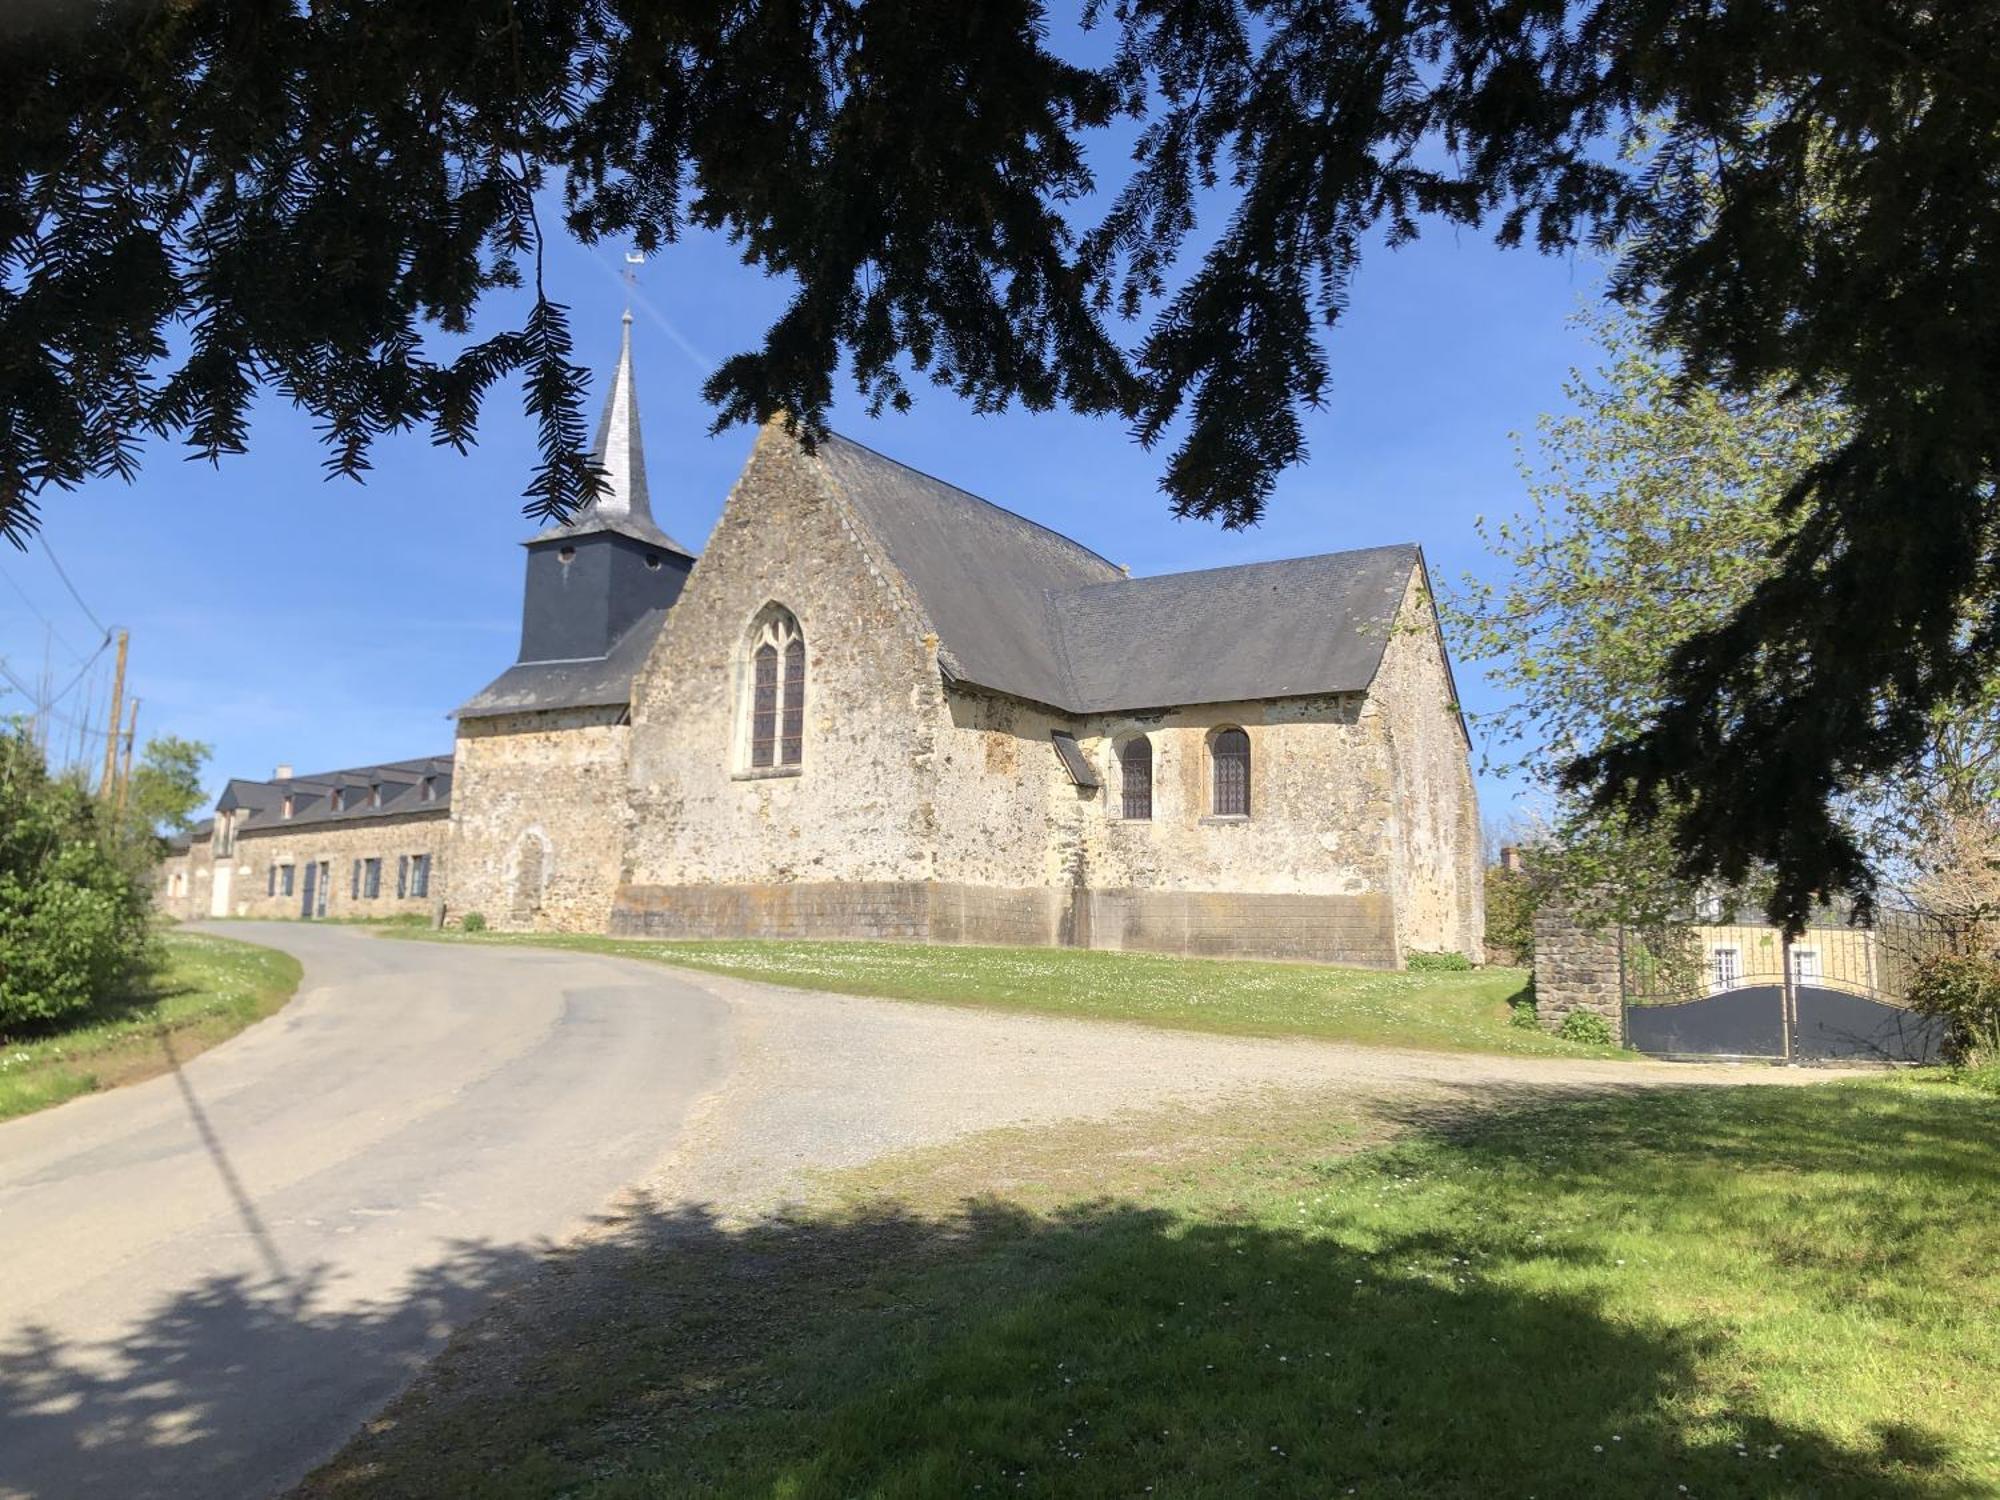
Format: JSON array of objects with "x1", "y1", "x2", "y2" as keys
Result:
[
  {"x1": 1626, "y1": 985, "x2": 1785, "y2": 1060},
  {"x1": 1794, "y1": 987, "x2": 1946, "y2": 1064}
]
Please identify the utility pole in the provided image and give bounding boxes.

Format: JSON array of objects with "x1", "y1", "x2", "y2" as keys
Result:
[
  {"x1": 116, "y1": 698, "x2": 141, "y2": 814},
  {"x1": 99, "y1": 628, "x2": 128, "y2": 798}
]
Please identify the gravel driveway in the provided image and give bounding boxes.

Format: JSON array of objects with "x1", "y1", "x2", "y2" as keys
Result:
[{"x1": 641, "y1": 962, "x2": 1834, "y2": 1220}]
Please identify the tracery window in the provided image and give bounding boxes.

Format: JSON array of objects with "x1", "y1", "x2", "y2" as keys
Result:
[
  {"x1": 747, "y1": 608, "x2": 806, "y2": 770},
  {"x1": 1119, "y1": 737, "x2": 1153, "y2": 820},
  {"x1": 1211, "y1": 728, "x2": 1250, "y2": 817}
]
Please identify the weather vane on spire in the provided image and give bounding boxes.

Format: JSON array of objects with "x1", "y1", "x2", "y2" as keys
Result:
[{"x1": 621, "y1": 252, "x2": 644, "y2": 321}]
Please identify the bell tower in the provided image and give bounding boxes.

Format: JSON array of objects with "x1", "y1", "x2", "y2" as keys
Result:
[{"x1": 516, "y1": 312, "x2": 696, "y2": 664}]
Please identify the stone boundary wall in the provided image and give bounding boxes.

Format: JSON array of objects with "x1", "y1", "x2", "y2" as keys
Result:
[
  {"x1": 611, "y1": 881, "x2": 1401, "y2": 967},
  {"x1": 1531, "y1": 904, "x2": 1625, "y2": 1042}
]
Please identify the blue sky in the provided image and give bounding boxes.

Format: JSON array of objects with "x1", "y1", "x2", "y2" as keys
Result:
[{"x1": 0, "y1": 215, "x2": 1601, "y2": 824}]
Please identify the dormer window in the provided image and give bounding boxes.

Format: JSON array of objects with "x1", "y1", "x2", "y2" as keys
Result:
[
  {"x1": 420, "y1": 776, "x2": 436, "y2": 802},
  {"x1": 281, "y1": 795, "x2": 293, "y2": 820},
  {"x1": 369, "y1": 783, "x2": 383, "y2": 809},
  {"x1": 329, "y1": 788, "x2": 343, "y2": 813}
]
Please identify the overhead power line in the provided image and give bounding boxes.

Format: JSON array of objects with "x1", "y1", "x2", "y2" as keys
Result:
[
  {"x1": 38, "y1": 536, "x2": 111, "y2": 638},
  {"x1": 0, "y1": 560, "x2": 92, "y2": 663}
]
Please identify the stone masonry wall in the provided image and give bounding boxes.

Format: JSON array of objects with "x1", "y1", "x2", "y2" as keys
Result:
[
  {"x1": 607, "y1": 422, "x2": 1477, "y2": 971},
  {"x1": 224, "y1": 809, "x2": 449, "y2": 920},
  {"x1": 1532, "y1": 903, "x2": 1625, "y2": 1043},
  {"x1": 449, "y1": 705, "x2": 630, "y2": 932},
  {"x1": 154, "y1": 839, "x2": 203, "y2": 922},
  {"x1": 619, "y1": 424, "x2": 940, "y2": 892},
  {"x1": 1370, "y1": 571, "x2": 1486, "y2": 962}
]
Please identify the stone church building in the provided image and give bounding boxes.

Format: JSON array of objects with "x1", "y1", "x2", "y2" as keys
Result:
[{"x1": 164, "y1": 316, "x2": 1483, "y2": 967}]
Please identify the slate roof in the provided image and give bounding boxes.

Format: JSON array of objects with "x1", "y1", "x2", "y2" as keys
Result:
[
  {"x1": 1047, "y1": 546, "x2": 1420, "y2": 713},
  {"x1": 817, "y1": 436, "x2": 1426, "y2": 715},
  {"x1": 815, "y1": 434, "x2": 1124, "y2": 706},
  {"x1": 454, "y1": 607, "x2": 664, "y2": 720},
  {"x1": 532, "y1": 312, "x2": 694, "y2": 556},
  {"x1": 222, "y1": 756, "x2": 454, "y2": 833}
]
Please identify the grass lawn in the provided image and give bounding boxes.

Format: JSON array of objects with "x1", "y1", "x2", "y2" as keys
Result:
[
  {"x1": 306, "y1": 1075, "x2": 2000, "y2": 1498},
  {"x1": 395, "y1": 930, "x2": 1604, "y2": 1056},
  {"x1": 0, "y1": 928, "x2": 302, "y2": 1122}
]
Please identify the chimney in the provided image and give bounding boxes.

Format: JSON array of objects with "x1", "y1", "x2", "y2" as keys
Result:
[
  {"x1": 274, "y1": 763, "x2": 294, "y2": 781},
  {"x1": 1499, "y1": 845, "x2": 1521, "y2": 873}
]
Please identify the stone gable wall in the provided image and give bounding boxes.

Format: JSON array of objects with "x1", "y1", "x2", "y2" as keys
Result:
[
  {"x1": 448, "y1": 705, "x2": 630, "y2": 931},
  {"x1": 1370, "y1": 572, "x2": 1485, "y2": 961},
  {"x1": 619, "y1": 425, "x2": 940, "y2": 893},
  {"x1": 219, "y1": 809, "x2": 449, "y2": 920}
]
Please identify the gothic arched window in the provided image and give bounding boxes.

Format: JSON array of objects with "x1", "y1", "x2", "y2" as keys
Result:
[
  {"x1": 1119, "y1": 736, "x2": 1153, "y2": 820},
  {"x1": 1211, "y1": 727, "x2": 1250, "y2": 817},
  {"x1": 748, "y1": 608, "x2": 806, "y2": 770}
]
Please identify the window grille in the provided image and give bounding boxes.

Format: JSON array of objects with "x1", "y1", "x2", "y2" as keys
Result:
[
  {"x1": 362, "y1": 858, "x2": 381, "y2": 899},
  {"x1": 782, "y1": 636, "x2": 806, "y2": 766},
  {"x1": 1212, "y1": 728, "x2": 1250, "y2": 816},
  {"x1": 1120, "y1": 738, "x2": 1153, "y2": 820}
]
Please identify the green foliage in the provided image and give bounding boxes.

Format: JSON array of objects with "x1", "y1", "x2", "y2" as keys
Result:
[
  {"x1": 122, "y1": 735, "x2": 211, "y2": 841},
  {"x1": 460, "y1": 912, "x2": 488, "y2": 933},
  {"x1": 1509, "y1": 996, "x2": 1541, "y2": 1030},
  {"x1": 1557, "y1": 1010, "x2": 1616, "y2": 1047},
  {"x1": 0, "y1": 730, "x2": 151, "y2": 1031},
  {"x1": 1404, "y1": 949, "x2": 1473, "y2": 972},
  {"x1": 1906, "y1": 954, "x2": 2000, "y2": 1067},
  {"x1": 1483, "y1": 864, "x2": 1538, "y2": 965},
  {"x1": 0, "y1": 930, "x2": 300, "y2": 1121},
  {"x1": 1452, "y1": 306, "x2": 1839, "y2": 924}
]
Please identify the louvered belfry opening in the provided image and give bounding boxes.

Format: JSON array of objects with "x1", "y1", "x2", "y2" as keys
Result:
[
  {"x1": 1212, "y1": 728, "x2": 1250, "y2": 816},
  {"x1": 1120, "y1": 737, "x2": 1153, "y2": 820}
]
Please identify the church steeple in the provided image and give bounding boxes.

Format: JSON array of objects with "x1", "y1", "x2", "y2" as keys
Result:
[
  {"x1": 514, "y1": 315, "x2": 697, "y2": 666},
  {"x1": 533, "y1": 310, "x2": 693, "y2": 555}
]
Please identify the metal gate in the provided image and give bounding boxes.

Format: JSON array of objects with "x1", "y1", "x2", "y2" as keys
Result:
[{"x1": 1622, "y1": 910, "x2": 1949, "y2": 1065}]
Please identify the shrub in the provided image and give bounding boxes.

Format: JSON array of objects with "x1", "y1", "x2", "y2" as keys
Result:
[
  {"x1": 0, "y1": 731, "x2": 151, "y2": 1032},
  {"x1": 1484, "y1": 863, "x2": 1538, "y2": 965},
  {"x1": 461, "y1": 911, "x2": 488, "y2": 933},
  {"x1": 1509, "y1": 997, "x2": 1542, "y2": 1030},
  {"x1": 1906, "y1": 953, "x2": 2000, "y2": 1066},
  {"x1": 1558, "y1": 1010, "x2": 1616, "y2": 1046},
  {"x1": 1405, "y1": 950, "x2": 1473, "y2": 972}
]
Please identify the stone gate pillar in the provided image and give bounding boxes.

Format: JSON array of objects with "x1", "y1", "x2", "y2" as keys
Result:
[{"x1": 1532, "y1": 903, "x2": 1625, "y2": 1043}]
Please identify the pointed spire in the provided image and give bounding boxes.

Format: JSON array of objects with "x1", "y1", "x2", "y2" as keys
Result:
[{"x1": 534, "y1": 312, "x2": 692, "y2": 555}]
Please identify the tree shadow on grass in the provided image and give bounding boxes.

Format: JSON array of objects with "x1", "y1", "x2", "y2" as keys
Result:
[{"x1": 3, "y1": 1084, "x2": 1991, "y2": 1500}]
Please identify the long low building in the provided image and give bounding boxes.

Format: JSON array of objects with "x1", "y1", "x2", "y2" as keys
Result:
[{"x1": 157, "y1": 757, "x2": 452, "y2": 922}]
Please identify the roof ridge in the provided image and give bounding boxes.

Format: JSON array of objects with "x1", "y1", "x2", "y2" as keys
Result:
[
  {"x1": 820, "y1": 431, "x2": 1123, "y2": 578},
  {"x1": 1057, "y1": 542, "x2": 1420, "y2": 597}
]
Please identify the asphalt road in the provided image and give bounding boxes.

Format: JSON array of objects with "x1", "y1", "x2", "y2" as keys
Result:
[{"x1": 0, "y1": 924, "x2": 728, "y2": 1500}]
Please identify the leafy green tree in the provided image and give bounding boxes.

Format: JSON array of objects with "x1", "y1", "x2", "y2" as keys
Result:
[
  {"x1": 0, "y1": 727, "x2": 151, "y2": 1031},
  {"x1": 1454, "y1": 308, "x2": 1845, "y2": 922},
  {"x1": 1460, "y1": 308, "x2": 2000, "y2": 928},
  {"x1": 3, "y1": 2, "x2": 1995, "y2": 918},
  {"x1": 122, "y1": 735, "x2": 211, "y2": 842}
]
